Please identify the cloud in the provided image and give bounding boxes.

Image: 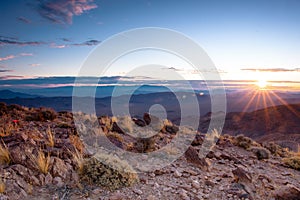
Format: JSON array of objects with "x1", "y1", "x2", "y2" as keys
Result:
[
  {"x1": 50, "y1": 43, "x2": 68, "y2": 48},
  {"x1": 0, "y1": 53, "x2": 33, "y2": 62},
  {"x1": 38, "y1": 0, "x2": 98, "y2": 24},
  {"x1": 29, "y1": 63, "x2": 41, "y2": 67},
  {"x1": 17, "y1": 17, "x2": 31, "y2": 24},
  {"x1": 0, "y1": 69, "x2": 13, "y2": 73},
  {"x1": 0, "y1": 36, "x2": 45, "y2": 46},
  {"x1": 0, "y1": 75, "x2": 25, "y2": 80},
  {"x1": 72, "y1": 39, "x2": 101, "y2": 46},
  {"x1": 241, "y1": 68, "x2": 300, "y2": 72},
  {"x1": 1, "y1": 34, "x2": 100, "y2": 48},
  {"x1": 61, "y1": 38, "x2": 71, "y2": 42},
  {"x1": 0, "y1": 55, "x2": 16, "y2": 61},
  {"x1": 19, "y1": 53, "x2": 34, "y2": 56},
  {"x1": 50, "y1": 39, "x2": 101, "y2": 48}
]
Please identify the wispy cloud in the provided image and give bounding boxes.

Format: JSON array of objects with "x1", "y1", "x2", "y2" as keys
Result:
[
  {"x1": 29, "y1": 63, "x2": 41, "y2": 67},
  {"x1": 50, "y1": 43, "x2": 68, "y2": 48},
  {"x1": 0, "y1": 35, "x2": 45, "y2": 46},
  {"x1": 241, "y1": 68, "x2": 300, "y2": 72},
  {"x1": 0, "y1": 53, "x2": 33, "y2": 62},
  {"x1": 0, "y1": 34, "x2": 100, "y2": 48},
  {"x1": 61, "y1": 38, "x2": 71, "y2": 42},
  {"x1": 50, "y1": 39, "x2": 101, "y2": 48},
  {"x1": 0, "y1": 55, "x2": 16, "y2": 61},
  {"x1": 0, "y1": 69, "x2": 13, "y2": 73},
  {"x1": 37, "y1": 0, "x2": 98, "y2": 24},
  {"x1": 72, "y1": 39, "x2": 101, "y2": 46},
  {"x1": 0, "y1": 75, "x2": 26, "y2": 80},
  {"x1": 17, "y1": 17, "x2": 31, "y2": 24},
  {"x1": 20, "y1": 53, "x2": 34, "y2": 56}
]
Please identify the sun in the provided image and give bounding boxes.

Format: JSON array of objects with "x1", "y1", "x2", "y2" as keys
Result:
[{"x1": 256, "y1": 79, "x2": 268, "y2": 89}]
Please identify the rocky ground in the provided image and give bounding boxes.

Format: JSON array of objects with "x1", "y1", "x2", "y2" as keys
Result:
[{"x1": 0, "y1": 103, "x2": 299, "y2": 200}]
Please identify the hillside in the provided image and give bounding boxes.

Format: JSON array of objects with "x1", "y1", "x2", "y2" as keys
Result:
[{"x1": 0, "y1": 103, "x2": 299, "y2": 199}]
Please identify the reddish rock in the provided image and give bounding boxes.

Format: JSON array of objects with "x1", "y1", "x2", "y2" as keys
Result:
[
  {"x1": 274, "y1": 184, "x2": 300, "y2": 200},
  {"x1": 184, "y1": 146, "x2": 210, "y2": 171}
]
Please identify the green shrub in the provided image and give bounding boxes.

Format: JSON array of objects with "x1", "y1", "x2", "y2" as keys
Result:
[
  {"x1": 80, "y1": 155, "x2": 138, "y2": 190},
  {"x1": 282, "y1": 156, "x2": 300, "y2": 170},
  {"x1": 26, "y1": 107, "x2": 57, "y2": 121},
  {"x1": 263, "y1": 142, "x2": 290, "y2": 158},
  {"x1": 233, "y1": 134, "x2": 254, "y2": 150},
  {"x1": 250, "y1": 147, "x2": 270, "y2": 160}
]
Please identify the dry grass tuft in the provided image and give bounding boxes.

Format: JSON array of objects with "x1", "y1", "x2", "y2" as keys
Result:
[
  {"x1": 0, "y1": 142, "x2": 10, "y2": 165},
  {"x1": 0, "y1": 121, "x2": 15, "y2": 137},
  {"x1": 71, "y1": 148, "x2": 84, "y2": 174},
  {"x1": 69, "y1": 135, "x2": 84, "y2": 153},
  {"x1": 0, "y1": 179, "x2": 5, "y2": 194},
  {"x1": 282, "y1": 156, "x2": 300, "y2": 171},
  {"x1": 36, "y1": 150, "x2": 50, "y2": 174},
  {"x1": 46, "y1": 127, "x2": 55, "y2": 147},
  {"x1": 117, "y1": 116, "x2": 134, "y2": 133}
]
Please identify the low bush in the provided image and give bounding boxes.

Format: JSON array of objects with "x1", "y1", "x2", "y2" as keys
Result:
[
  {"x1": 250, "y1": 147, "x2": 270, "y2": 160},
  {"x1": 282, "y1": 156, "x2": 300, "y2": 170},
  {"x1": 80, "y1": 155, "x2": 138, "y2": 190},
  {"x1": 233, "y1": 134, "x2": 254, "y2": 150},
  {"x1": 0, "y1": 143, "x2": 10, "y2": 165},
  {"x1": 263, "y1": 142, "x2": 290, "y2": 157}
]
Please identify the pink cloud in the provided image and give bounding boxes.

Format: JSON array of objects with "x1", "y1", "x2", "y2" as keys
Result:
[
  {"x1": 19, "y1": 53, "x2": 34, "y2": 56},
  {"x1": 0, "y1": 55, "x2": 16, "y2": 61},
  {"x1": 50, "y1": 43, "x2": 68, "y2": 48},
  {"x1": 38, "y1": 0, "x2": 98, "y2": 24},
  {"x1": 29, "y1": 63, "x2": 41, "y2": 67}
]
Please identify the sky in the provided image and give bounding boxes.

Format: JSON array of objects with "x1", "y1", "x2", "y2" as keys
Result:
[{"x1": 0, "y1": 0, "x2": 300, "y2": 83}]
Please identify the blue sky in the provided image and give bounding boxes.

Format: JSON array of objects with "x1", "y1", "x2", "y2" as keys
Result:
[{"x1": 0, "y1": 0, "x2": 300, "y2": 82}]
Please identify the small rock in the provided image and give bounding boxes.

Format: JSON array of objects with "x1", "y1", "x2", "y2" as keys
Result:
[
  {"x1": 147, "y1": 195, "x2": 156, "y2": 200},
  {"x1": 184, "y1": 169, "x2": 198, "y2": 176},
  {"x1": 232, "y1": 166, "x2": 252, "y2": 184},
  {"x1": 204, "y1": 180, "x2": 215, "y2": 187},
  {"x1": 92, "y1": 188, "x2": 102, "y2": 195},
  {"x1": 109, "y1": 192, "x2": 126, "y2": 200},
  {"x1": 53, "y1": 176, "x2": 64, "y2": 187},
  {"x1": 51, "y1": 157, "x2": 69, "y2": 179},
  {"x1": 192, "y1": 180, "x2": 201, "y2": 189},
  {"x1": 174, "y1": 170, "x2": 182, "y2": 178},
  {"x1": 184, "y1": 147, "x2": 210, "y2": 171},
  {"x1": 133, "y1": 189, "x2": 143, "y2": 195},
  {"x1": 44, "y1": 173, "x2": 53, "y2": 185},
  {"x1": 179, "y1": 189, "x2": 189, "y2": 200},
  {"x1": 274, "y1": 184, "x2": 300, "y2": 200}
]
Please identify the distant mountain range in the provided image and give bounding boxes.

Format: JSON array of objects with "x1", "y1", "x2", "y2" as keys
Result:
[
  {"x1": 0, "y1": 90, "x2": 39, "y2": 99},
  {"x1": 0, "y1": 89, "x2": 299, "y2": 151}
]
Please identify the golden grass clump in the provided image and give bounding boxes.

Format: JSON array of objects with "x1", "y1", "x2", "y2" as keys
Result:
[
  {"x1": 282, "y1": 156, "x2": 300, "y2": 171},
  {"x1": 116, "y1": 116, "x2": 134, "y2": 133},
  {"x1": 0, "y1": 121, "x2": 15, "y2": 137},
  {"x1": 0, "y1": 179, "x2": 5, "y2": 194},
  {"x1": 69, "y1": 135, "x2": 84, "y2": 153},
  {"x1": 71, "y1": 148, "x2": 84, "y2": 174},
  {"x1": 36, "y1": 150, "x2": 50, "y2": 174},
  {"x1": 0, "y1": 143, "x2": 10, "y2": 165},
  {"x1": 46, "y1": 127, "x2": 55, "y2": 147}
]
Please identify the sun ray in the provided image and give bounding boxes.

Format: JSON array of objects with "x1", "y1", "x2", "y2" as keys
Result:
[
  {"x1": 269, "y1": 90, "x2": 300, "y2": 118},
  {"x1": 261, "y1": 91, "x2": 271, "y2": 130}
]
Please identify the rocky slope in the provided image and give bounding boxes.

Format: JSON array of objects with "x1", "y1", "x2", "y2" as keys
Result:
[{"x1": 0, "y1": 103, "x2": 299, "y2": 200}]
